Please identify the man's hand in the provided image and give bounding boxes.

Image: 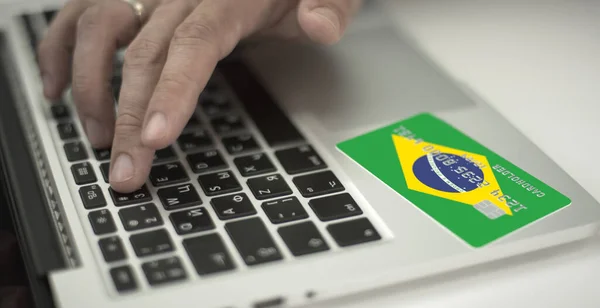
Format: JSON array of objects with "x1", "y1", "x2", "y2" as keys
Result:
[{"x1": 37, "y1": 0, "x2": 362, "y2": 193}]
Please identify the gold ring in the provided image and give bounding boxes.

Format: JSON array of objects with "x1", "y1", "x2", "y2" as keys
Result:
[{"x1": 121, "y1": 0, "x2": 146, "y2": 25}]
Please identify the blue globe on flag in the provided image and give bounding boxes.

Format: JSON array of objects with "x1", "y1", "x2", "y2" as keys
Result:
[{"x1": 412, "y1": 153, "x2": 483, "y2": 193}]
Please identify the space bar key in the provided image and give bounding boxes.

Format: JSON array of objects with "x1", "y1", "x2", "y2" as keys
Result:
[{"x1": 219, "y1": 62, "x2": 305, "y2": 147}]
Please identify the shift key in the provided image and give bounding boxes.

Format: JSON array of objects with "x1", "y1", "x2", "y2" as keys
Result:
[{"x1": 225, "y1": 217, "x2": 283, "y2": 266}]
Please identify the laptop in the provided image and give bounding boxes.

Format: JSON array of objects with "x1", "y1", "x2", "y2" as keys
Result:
[{"x1": 1, "y1": 1, "x2": 599, "y2": 308}]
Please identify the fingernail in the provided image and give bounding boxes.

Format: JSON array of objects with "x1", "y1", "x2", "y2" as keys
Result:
[
  {"x1": 310, "y1": 7, "x2": 341, "y2": 32},
  {"x1": 142, "y1": 112, "x2": 167, "y2": 143},
  {"x1": 85, "y1": 118, "x2": 109, "y2": 146},
  {"x1": 111, "y1": 154, "x2": 134, "y2": 183}
]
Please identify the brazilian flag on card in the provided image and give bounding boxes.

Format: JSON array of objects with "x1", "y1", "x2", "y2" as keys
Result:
[{"x1": 336, "y1": 113, "x2": 571, "y2": 247}]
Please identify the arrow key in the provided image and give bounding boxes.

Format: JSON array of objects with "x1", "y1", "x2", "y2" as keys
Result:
[{"x1": 211, "y1": 193, "x2": 256, "y2": 221}]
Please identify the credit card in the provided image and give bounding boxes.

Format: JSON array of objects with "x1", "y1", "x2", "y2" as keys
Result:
[{"x1": 337, "y1": 113, "x2": 571, "y2": 247}]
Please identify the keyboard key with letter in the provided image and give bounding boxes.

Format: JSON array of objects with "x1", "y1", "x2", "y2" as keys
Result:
[
  {"x1": 169, "y1": 207, "x2": 215, "y2": 235},
  {"x1": 109, "y1": 185, "x2": 152, "y2": 206},
  {"x1": 130, "y1": 229, "x2": 174, "y2": 257},
  {"x1": 57, "y1": 122, "x2": 78, "y2": 140},
  {"x1": 149, "y1": 162, "x2": 189, "y2": 187},
  {"x1": 225, "y1": 217, "x2": 283, "y2": 266},
  {"x1": 183, "y1": 233, "x2": 236, "y2": 276},
  {"x1": 262, "y1": 197, "x2": 308, "y2": 224},
  {"x1": 178, "y1": 130, "x2": 212, "y2": 152},
  {"x1": 110, "y1": 266, "x2": 137, "y2": 293},
  {"x1": 233, "y1": 153, "x2": 275, "y2": 177},
  {"x1": 93, "y1": 148, "x2": 111, "y2": 161},
  {"x1": 153, "y1": 146, "x2": 177, "y2": 163},
  {"x1": 99, "y1": 236, "x2": 127, "y2": 262},
  {"x1": 197, "y1": 171, "x2": 242, "y2": 196},
  {"x1": 50, "y1": 104, "x2": 70, "y2": 120},
  {"x1": 211, "y1": 114, "x2": 245, "y2": 135},
  {"x1": 293, "y1": 171, "x2": 344, "y2": 198},
  {"x1": 64, "y1": 142, "x2": 88, "y2": 162},
  {"x1": 89, "y1": 209, "x2": 117, "y2": 235},
  {"x1": 211, "y1": 193, "x2": 256, "y2": 220},
  {"x1": 71, "y1": 162, "x2": 97, "y2": 185},
  {"x1": 309, "y1": 193, "x2": 362, "y2": 221},
  {"x1": 187, "y1": 150, "x2": 227, "y2": 173},
  {"x1": 79, "y1": 184, "x2": 106, "y2": 209},
  {"x1": 247, "y1": 174, "x2": 292, "y2": 200},
  {"x1": 221, "y1": 134, "x2": 259, "y2": 155},
  {"x1": 142, "y1": 257, "x2": 187, "y2": 286},
  {"x1": 327, "y1": 218, "x2": 381, "y2": 247},
  {"x1": 119, "y1": 203, "x2": 163, "y2": 231},
  {"x1": 278, "y1": 221, "x2": 329, "y2": 256},
  {"x1": 157, "y1": 184, "x2": 202, "y2": 210},
  {"x1": 275, "y1": 145, "x2": 326, "y2": 175}
]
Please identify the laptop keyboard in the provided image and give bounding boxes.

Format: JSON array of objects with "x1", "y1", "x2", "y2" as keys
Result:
[{"x1": 21, "y1": 10, "x2": 383, "y2": 295}]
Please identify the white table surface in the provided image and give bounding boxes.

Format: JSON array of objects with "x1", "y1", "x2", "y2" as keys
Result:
[{"x1": 3, "y1": 0, "x2": 599, "y2": 307}]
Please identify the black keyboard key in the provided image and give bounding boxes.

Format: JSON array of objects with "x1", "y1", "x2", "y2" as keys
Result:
[
  {"x1": 149, "y1": 162, "x2": 189, "y2": 187},
  {"x1": 57, "y1": 122, "x2": 78, "y2": 140},
  {"x1": 278, "y1": 221, "x2": 329, "y2": 256},
  {"x1": 225, "y1": 217, "x2": 283, "y2": 266},
  {"x1": 309, "y1": 193, "x2": 362, "y2": 222},
  {"x1": 43, "y1": 10, "x2": 57, "y2": 24},
  {"x1": 327, "y1": 218, "x2": 381, "y2": 247},
  {"x1": 130, "y1": 229, "x2": 174, "y2": 257},
  {"x1": 275, "y1": 145, "x2": 327, "y2": 175},
  {"x1": 100, "y1": 163, "x2": 110, "y2": 183},
  {"x1": 93, "y1": 148, "x2": 111, "y2": 161},
  {"x1": 233, "y1": 153, "x2": 275, "y2": 177},
  {"x1": 247, "y1": 174, "x2": 292, "y2": 200},
  {"x1": 187, "y1": 150, "x2": 227, "y2": 173},
  {"x1": 119, "y1": 203, "x2": 163, "y2": 231},
  {"x1": 177, "y1": 130, "x2": 212, "y2": 152},
  {"x1": 109, "y1": 185, "x2": 152, "y2": 206},
  {"x1": 20, "y1": 14, "x2": 38, "y2": 53},
  {"x1": 184, "y1": 116, "x2": 201, "y2": 131},
  {"x1": 142, "y1": 256, "x2": 187, "y2": 286},
  {"x1": 153, "y1": 146, "x2": 177, "y2": 163},
  {"x1": 64, "y1": 142, "x2": 88, "y2": 162},
  {"x1": 211, "y1": 114, "x2": 245, "y2": 135},
  {"x1": 262, "y1": 197, "x2": 308, "y2": 224},
  {"x1": 79, "y1": 184, "x2": 106, "y2": 209},
  {"x1": 222, "y1": 134, "x2": 259, "y2": 155},
  {"x1": 99, "y1": 236, "x2": 127, "y2": 262},
  {"x1": 183, "y1": 234, "x2": 236, "y2": 276},
  {"x1": 110, "y1": 266, "x2": 137, "y2": 293},
  {"x1": 157, "y1": 184, "x2": 202, "y2": 210},
  {"x1": 50, "y1": 104, "x2": 70, "y2": 119},
  {"x1": 201, "y1": 95, "x2": 231, "y2": 117},
  {"x1": 219, "y1": 62, "x2": 304, "y2": 147},
  {"x1": 88, "y1": 209, "x2": 117, "y2": 235},
  {"x1": 293, "y1": 171, "x2": 344, "y2": 198},
  {"x1": 169, "y1": 207, "x2": 214, "y2": 235},
  {"x1": 71, "y1": 162, "x2": 97, "y2": 185},
  {"x1": 197, "y1": 171, "x2": 242, "y2": 196},
  {"x1": 211, "y1": 193, "x2": 256, "y2": 220}
]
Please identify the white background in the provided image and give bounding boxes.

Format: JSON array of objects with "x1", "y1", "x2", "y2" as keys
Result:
[{"x1": 4, "y1": 0, "x2": 600, "y2": 307}]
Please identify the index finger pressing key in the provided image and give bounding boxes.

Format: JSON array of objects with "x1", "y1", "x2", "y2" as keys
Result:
[{"x1": 139, "y1": 0, "x2": 276, "y2": 149}]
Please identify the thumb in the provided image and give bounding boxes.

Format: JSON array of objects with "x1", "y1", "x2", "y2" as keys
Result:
[{"x1": 298, "y1": 0, "x2": 362, "y2": 45}]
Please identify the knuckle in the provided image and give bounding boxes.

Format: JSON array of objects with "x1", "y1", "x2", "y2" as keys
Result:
[
  {"x1": 123, "y1": 37, "x2": 165, "y2": 69},
  {"x1": 173, "y1": 20, "x2": 219, "y2": 50},
  {"x1": 115, "y1": 109, "x2": 144, "y2": 134},
  {"x1": 76, "y1": 5, "x2": 104, "y2": 34},
  {"x1": 158, "y1": 71, "x2": 194, "y2": 93},
  {"x1": 70, "y1": 73, "x2": 94, "y2": 102}
]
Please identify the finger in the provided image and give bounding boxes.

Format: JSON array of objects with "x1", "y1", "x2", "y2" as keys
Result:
[
  {"x1": 298, "y1": 0, "x2": 363, "y2": 45},
  {"x1": 71, "y1": 0, "x2": 158, "y2": 148},
  {"x1": 37, "y1": 0, "x2": 92, "y2": 99},
  {"x1": 140, "y1": 0, "x2": 277, "y2": 149},
  {"x1": 109, "y1": 0, "x2": 197, "y2": 192}
]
